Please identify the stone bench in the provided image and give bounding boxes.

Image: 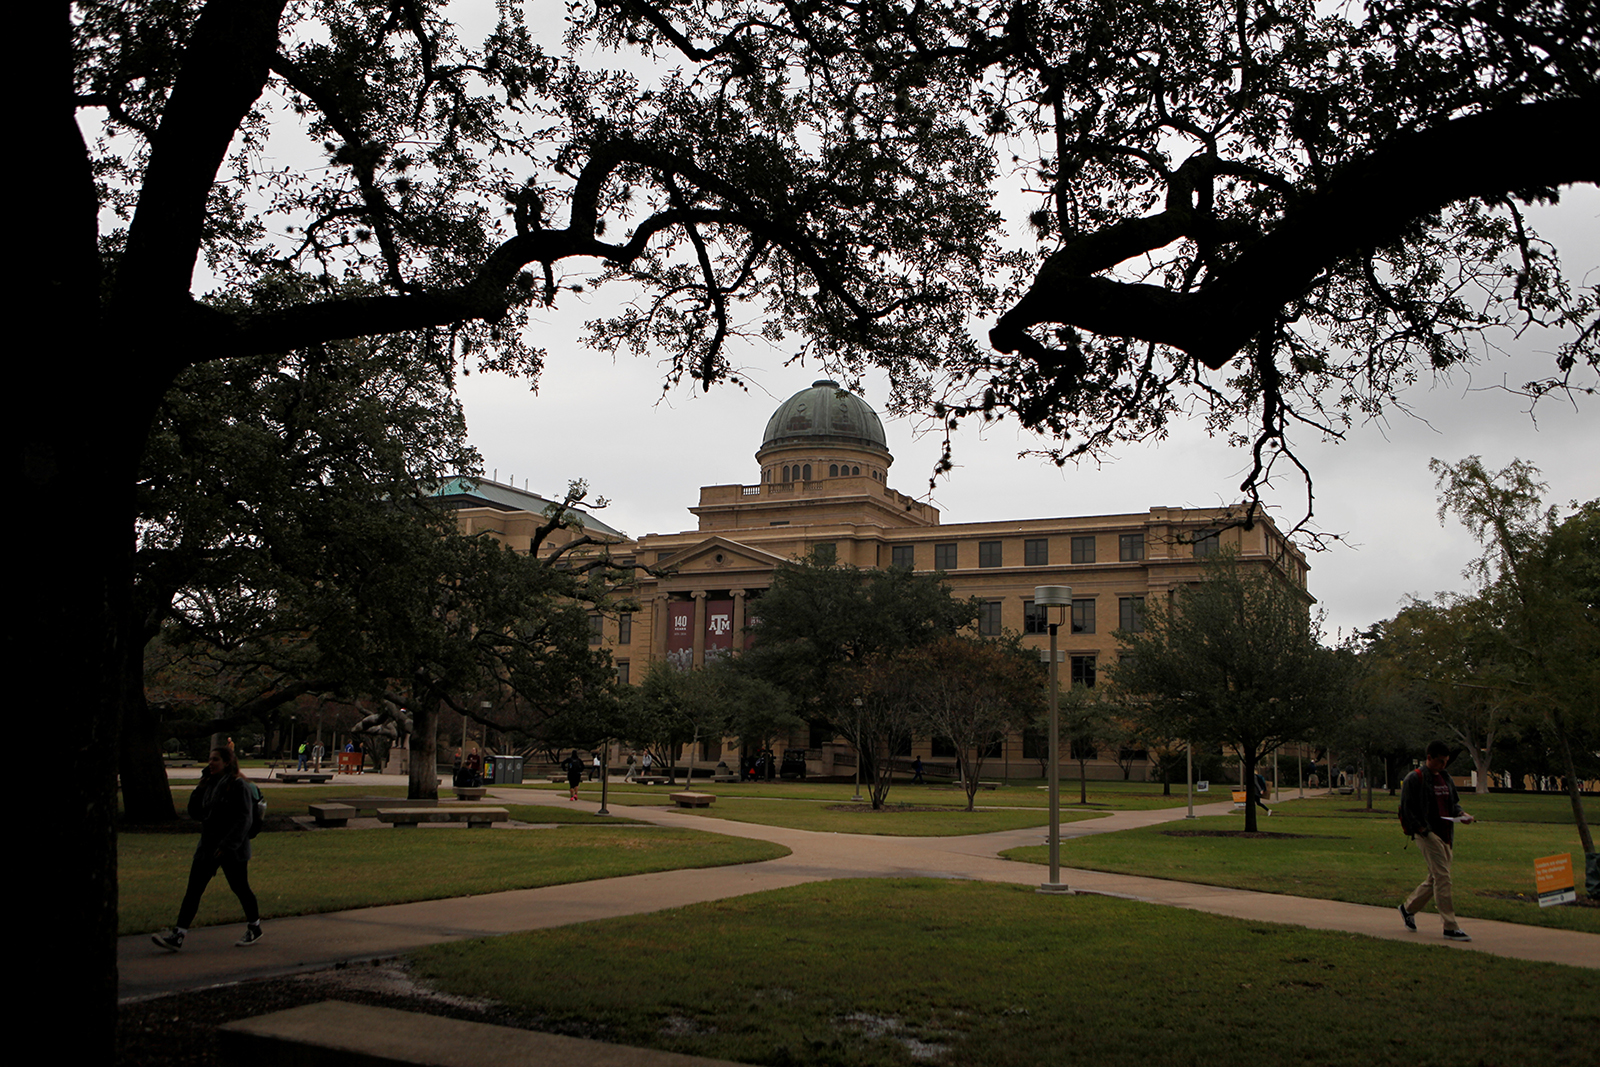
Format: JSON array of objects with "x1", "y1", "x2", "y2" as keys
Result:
[
  {"x1": 275, "y1": 772, "x2": 334, "y2": 784},
  {"x1": 377, "y1": 806, "x2": 509, "y2": 829},
  {"x1": 307, "y1": 803, "x2": 356, "y2": 827},
  {"x1": 632, "y1": 776, "x2": 670, "y2": 786},
  {"x1": 307, "y1": 797, "x2": 439, "y2": 826},
  {"x1": 453, "y1": 787, "x2": 488, "y2": 800},
  {"x1": 670, "y1": 791, "x2": 716, "y2": 808},
  {"x1": 219, "y1": 1000, "x2": 744, "y2": 1067}
]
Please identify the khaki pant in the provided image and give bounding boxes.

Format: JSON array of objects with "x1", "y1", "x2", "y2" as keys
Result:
[{"x1": 1405, "y1": 832, "x2": 1460, "y2": 932}]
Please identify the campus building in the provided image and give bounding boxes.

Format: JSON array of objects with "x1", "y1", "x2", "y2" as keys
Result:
[{"x1": 449, "y1": 380, "x2": 1312, "y2": 780}]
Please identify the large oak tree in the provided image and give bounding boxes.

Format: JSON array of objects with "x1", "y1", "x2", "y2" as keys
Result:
[{"x1": 18, "y1": 0, "x2": 1595, "y2": 1047}]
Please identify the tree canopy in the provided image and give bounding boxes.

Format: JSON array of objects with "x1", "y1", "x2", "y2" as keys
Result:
[{"x1": 25, "y1": 0, "x2": 1598, "y2": 1047}]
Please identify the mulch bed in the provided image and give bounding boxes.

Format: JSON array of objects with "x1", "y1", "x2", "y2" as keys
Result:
[
  {"x1": 1475, "y1": 888, "x2": 1599, "y2": 908},
  {"x1": 1160, "y1": 830, "x2": 1328, "y2": 840},
  {"x1": 823, "y1": 804, "x2": 970, "y2": 813}
]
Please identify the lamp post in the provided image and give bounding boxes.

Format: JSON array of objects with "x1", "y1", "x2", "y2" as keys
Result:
[
  {"x1": 1035, "y1": 585, "x2": 1072, "y2": 894},
  {"x1": 851, "y1": 697, "x2": 864, "y2": 803}
]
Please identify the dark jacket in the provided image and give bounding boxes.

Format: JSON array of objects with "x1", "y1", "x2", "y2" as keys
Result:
[
  {"x1": 1399, "y1": 765, "x2": 1463, "y2": 846},
  {"x1": 189, "y1": 770, "x2": 253, "y2": 861}
]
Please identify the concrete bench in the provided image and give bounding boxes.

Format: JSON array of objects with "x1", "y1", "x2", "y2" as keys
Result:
[
  {"x1": 377, "y1": 806, "x2": 509, "y2": 828},
  {"x1": 275, "y1": 772, "x2": 334, "y2": 784},
  {"x1": 453, "y1": 787, "x2": 488, "y2": 800},
  {"x1": 307, "y1": 803, "x2": 356, "y2": 827},
  {"x1": 219, "y1": 1000, "x2": 745, "y2": 1067},
  {"x1": 308, "y1": 797, "x2": 439, "y2": 825},
  {"x1": 632, "y1": 776, "x2": 671, "y2": 786},
  {"x1": 670, "y1": 791, "x2": 716, "y2": 808}
]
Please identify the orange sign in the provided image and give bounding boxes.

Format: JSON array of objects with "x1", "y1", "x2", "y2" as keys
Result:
[{"x1": 1534, "y1": 853, "x2": 1576, "y2": 907}]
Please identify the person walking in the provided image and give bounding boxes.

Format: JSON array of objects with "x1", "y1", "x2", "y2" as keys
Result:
[
  {"x1": 151, "y1": 747, "x2": 262, "y2": 951},
  {"x1": 1253, "y1": 771, "x2": 1273, "y2": 816},
  {"x1": 1398, "y1": 740, "x2": 1476, "y2": 941},
  {"x1": 564, "y1": 750, "x2": 584, "y2": 801},
  {"x1": 296, "y1": 741, "x2": 308, "y2": 771}
]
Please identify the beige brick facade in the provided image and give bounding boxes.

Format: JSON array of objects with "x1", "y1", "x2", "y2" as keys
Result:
[{"x1": 449, "y1": 381, "x2": 1312, "y2": 781}]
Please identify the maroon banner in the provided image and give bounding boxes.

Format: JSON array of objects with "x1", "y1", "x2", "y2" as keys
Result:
[
  {"x1": 666, "y1": 601, "x2": 694, "y2": 669},
  {"x1": 705, "y1": 598, "x2": 734, "y2": 661}
]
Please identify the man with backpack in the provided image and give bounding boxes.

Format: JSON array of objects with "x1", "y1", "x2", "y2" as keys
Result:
[{"x1": 1398, "y1": 740, "x2": 1476, "y2": 942}]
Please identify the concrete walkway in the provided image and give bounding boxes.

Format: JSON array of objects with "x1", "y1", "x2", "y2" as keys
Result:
[{"x1": 119, "y1": 780, "x2": 1598, "y2": 1001}]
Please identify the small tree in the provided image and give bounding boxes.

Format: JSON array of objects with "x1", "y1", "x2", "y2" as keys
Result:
[
  {"x1": 1433, "y1": 458, "x2": 1597, "y2": 861},
  {"x1": 1112, "y1": 554, "x2": 1348, "y2": 832},
  {"x1": 740, "y1": 555, "x2": 979, "y2": 808},
  {"x1": 889, "y1": 635, "x2": 1044, "y2": 811}
]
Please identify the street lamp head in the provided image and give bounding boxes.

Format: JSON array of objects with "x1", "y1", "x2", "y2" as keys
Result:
[{"x1": 1033, "y1": 585, "x2": 1072, "y2": 606}]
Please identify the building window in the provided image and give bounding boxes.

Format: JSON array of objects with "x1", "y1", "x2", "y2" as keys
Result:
[
  {"x1": 588, "y1": 615, "x2": 603, "y2": 645},
  {"x1": 978, "y1": 540, "x2": 1002, "y2": 567},
  {"x1": 782, "y1": 466, "x2": 792, "y2": 483},
  {"x1": 814, "y1": 542, "x2": 836, "y2": 564},
  {"x1": 1070, "y1": 737, "x2": 1098, "y2": 760},
  {"x1": 931, "y1": 735, "x2": 957, "y2": 757},
  {"x1": 1025, "y1": 538, "x2": 1049, "y2": 565},
  {"x1": 803, "y1": 463, "x2": 812, "y2": 481},
  {"x1": 1071, "y1": 598, "x2": 1095, "y2": 634},
  {"x1": 1118, "y1": 597, "x2": 1144, "y2": 633},
  {"x1": 1119, "y1": 533, "x2": 1145, "y2": 561},
  {"x1": 934, "y1": 542, "x2": 957, "y2": 570},
  {"x1": 617, "y1": 612, "x2": 632, "y2": 644},
  {"x1": 829, "y1": 463, "x2": 839, "y2": 476},
  {"x1": 891, "y1": 545, "x2": 914, "y2": 570},
  {"x1": 1072, "y1": 536, "x2": 1095, "y2": 564},
  {"x1": 1193, "y1": 529, "x2": 1219, "y2": 557},
  {"x1": 1022, "y1": 727, "x2": 1047, "y2": 760},
  {"x1": 1071, "y1": 655, "x2": 1097, "y2": 687},
  {"x1": 616, "y1": 661, "x2": 630, "y2": 685},
  {"x1": 978, "y1": 600, "x2": 1003, "y2": 636},
  {"x1": 852, "y1": 466, "x2": 860, "y2": 475},
  {"x1": 1023, "y1": 600, "x2": 1049, "y2": 635}
]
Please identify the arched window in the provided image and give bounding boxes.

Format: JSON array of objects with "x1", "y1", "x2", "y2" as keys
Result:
[
  {"x1": 803, "y1": 463, "x2": 812, "y2": 480},
  {"x1": 852, "y1": 466, "x2": 860, "y2": 475},
  {"x1": 782, "y1": 466, "x2": 792, "y2": 483},
  {"x1": 829, "y1": 464, "x2": 839, "y2": 477}
]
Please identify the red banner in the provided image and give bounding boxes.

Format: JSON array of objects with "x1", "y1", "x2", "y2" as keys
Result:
[
  {"x1": 666, "y1": 601, "x2": 694, "y2": 669},
  {"x1": 705, "y1": 598, "x2": 734, "y2": 661}
]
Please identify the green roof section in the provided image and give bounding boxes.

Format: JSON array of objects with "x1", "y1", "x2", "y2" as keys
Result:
[
  {"x1": 760, "y1": 380, "x2": 890, "y2": 457},
  {"x1": 430, "y1": 477, "x2": 627, "y2": 539}
]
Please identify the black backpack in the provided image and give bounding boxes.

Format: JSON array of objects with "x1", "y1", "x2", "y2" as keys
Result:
[
  {"x1": 244, "y1": 778, "x2": 268, "y2": 838},
  {"x1": 1398, "y1": 769, "x2": 1424, "y2": 837}
]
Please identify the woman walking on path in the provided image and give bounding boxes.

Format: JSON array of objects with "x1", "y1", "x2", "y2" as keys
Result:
[
  {"x1": 151, "y1": 748, "x2": 262, "y2": 950},
  {"x1": 564, "y1": 751, "x2": 584, "y2": 801}
]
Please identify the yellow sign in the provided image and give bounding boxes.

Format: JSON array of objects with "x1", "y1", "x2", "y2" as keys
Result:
[{"x1": 1534, "y1": 853, "x2": 1576, "y2": 908}]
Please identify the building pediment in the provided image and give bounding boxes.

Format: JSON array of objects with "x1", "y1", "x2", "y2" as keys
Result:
[{"x1": 653, "y1": 536, "x2": 789, "y2": 574}]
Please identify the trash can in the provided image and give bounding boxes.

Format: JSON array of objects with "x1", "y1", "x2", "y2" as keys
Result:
[{"x1": 489, "y1": 754, "x2": 524, "y2": 785}]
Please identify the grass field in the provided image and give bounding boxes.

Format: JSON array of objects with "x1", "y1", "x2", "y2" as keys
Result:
[
  {"x1": 119, "y1": 825, "x2": 787, "y2": 936},
  {"x1": 521, "y1": 777, "x2": 1199, "y2": 811},
  {"x1": 412, "y1": 879, "x2": 1597, "y2": 1067},
  {"x1": 1004, "y1": 792, "x2": 1598, "y2": 932}
]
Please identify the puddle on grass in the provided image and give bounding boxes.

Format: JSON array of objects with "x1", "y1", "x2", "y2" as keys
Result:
[
  {"x1": 839, "y1": 1012, "x2": 951, "y2": 1061},
  {"x1": 658, "y1": 1015, "x2": 718, "y2": 1037}
]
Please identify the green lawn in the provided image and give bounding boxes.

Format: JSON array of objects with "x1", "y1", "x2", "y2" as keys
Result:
[
  {"x1": 1004, "y1": 793, "x2": 1598, "y2": 932},
  {"x1": 523, "y1": 777, "x2": 1198, "y2": 812},
  {"x1": 412, "y1": 879, "x2": 1596, "y2": 1067},
  {"x1": 662, "y1": 796, "x2": 1088, "y2": 836},
  {"x1": 120, "y1": 826, "x2": 786, "y2": 936}
]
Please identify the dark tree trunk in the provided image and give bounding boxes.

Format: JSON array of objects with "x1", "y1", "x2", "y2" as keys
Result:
[
  {"x1": 119, "y1": 684, "x2": 177, "y2": 823},
  {"x1": 407, "y1": 697, "x2": 440, "y2": 800},
  {"x1": 1242, "y1": 749, "x2": 1260, "y2": 833}
]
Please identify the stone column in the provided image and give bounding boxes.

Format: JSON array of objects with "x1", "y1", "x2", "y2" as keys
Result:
[
  {"x1": 691, "y1": 590, "x2": 707, "y2": 667},
  {"x1": 731, "y1": 589, "x2": 747, "y2": 652}
]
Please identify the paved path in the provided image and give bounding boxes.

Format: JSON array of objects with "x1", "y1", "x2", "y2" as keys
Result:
[{"x1": 120, "y1": 780, "x2": 1597, "y2": 1001}]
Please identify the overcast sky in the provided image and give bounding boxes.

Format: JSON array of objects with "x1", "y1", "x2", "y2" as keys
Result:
[{"x1": 457, "y1": 184, "x2": 1598, "y2": 643}]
